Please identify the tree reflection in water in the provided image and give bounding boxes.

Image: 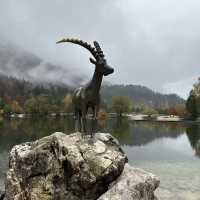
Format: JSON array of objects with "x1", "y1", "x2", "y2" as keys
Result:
[
  {"x1": 0, "y1": 117, "x2": 200, "y2": 190},
  {"x1": 111, "y1": 117, "x2": 131, "y2": 143},
  {"x1": 107, "y1": 117, "x2": 186, "y2": 146},
  {"x1": 186, "y1": 124, "x2": 200, "y2": 158},
  {"x1": 0, "y1": 117, "x2": 199, "y2": 153},
  {"x1": 0, "y1": 117, "x2": 74, "y2": 153}
]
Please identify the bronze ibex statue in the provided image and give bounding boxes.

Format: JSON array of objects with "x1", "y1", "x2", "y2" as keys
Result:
[{"x1": 57, "y1": 38, "x2": 114, "y2": 133}]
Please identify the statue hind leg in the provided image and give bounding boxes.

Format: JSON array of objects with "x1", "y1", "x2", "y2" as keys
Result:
[
  {"x1": 74, "y1": 108, "x2": 78, "y2": 132},
  {"x1": 90, "y1": 105, "x2": 98, "y2": 137}
]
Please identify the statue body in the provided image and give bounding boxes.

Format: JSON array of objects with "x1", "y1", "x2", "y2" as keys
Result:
[{"x1": 57, "y1": 38, "x2": 114, "y2": 133}]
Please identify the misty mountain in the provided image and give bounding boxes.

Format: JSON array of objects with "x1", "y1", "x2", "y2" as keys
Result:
[
  {"x1": 101, "y1": 85, "x2": 185, "y2": 107},
  {"x1": 0, "y1": 39, "x2": 83, "y2": 86},
  {"x1": 0, "y1": 39, "x2": 184, "y2": 108}
]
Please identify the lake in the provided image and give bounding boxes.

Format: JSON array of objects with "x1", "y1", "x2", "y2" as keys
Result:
[{"x1": 0, "y1": 117, "x2": 200, "y2": 199}]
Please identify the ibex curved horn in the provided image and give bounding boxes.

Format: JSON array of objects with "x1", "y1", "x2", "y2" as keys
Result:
[
  {"x1": 56, "y1": 38, "x2": 98, "y2": 59},
  {"x1": 94, "y1": 41, "x2": 104, "y2": 58}
]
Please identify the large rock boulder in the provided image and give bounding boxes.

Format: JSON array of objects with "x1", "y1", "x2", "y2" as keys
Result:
[
  {"x1": 4, "y1": 132, "x2": 160, "y2": 200},
  {"x1": 5, "y1": 132, "x2": 127, "y2": 200},
  {"x1": 98, "y1": 164, "x2": 159, "y2": 200}
]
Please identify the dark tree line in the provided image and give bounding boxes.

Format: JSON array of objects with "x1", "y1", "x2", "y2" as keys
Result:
[
  {"x1": 0, "y1": 74, "x2": 186, "y2": 116},
  {"x1": 186, "y1": 77, "x2": 200, "y2": 120}
]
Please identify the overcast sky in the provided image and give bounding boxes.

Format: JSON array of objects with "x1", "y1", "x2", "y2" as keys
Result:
[{"x1": 0, "y1": 0, "x2": 200, "y2": 99}]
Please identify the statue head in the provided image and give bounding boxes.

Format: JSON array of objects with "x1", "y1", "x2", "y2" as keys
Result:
[
  {"x1": 56, "y1": 38, "x2": 114, "y2": 76},
  {"x1": 89, "y1": 41, "x2": 114, "y2": 76}
]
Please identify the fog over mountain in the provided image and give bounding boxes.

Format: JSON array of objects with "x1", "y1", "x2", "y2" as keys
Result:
[
  {"x1": 0, "y1": 39, "x2": 84, "y2": 86},
  {"x1": 1, "y1": 0, "x2": 200, "y2": 98}
]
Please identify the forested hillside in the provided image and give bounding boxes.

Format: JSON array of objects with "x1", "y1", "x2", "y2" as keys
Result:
[
  {"x1": 0, "y1": 73, "x2": 185, "y2": 115},
  {"x1": 0, "y1": 74, "x2": 71, "y2": 114},
  {"x1": 102, "y1": 84, "x2": 184, "y2": 108}
]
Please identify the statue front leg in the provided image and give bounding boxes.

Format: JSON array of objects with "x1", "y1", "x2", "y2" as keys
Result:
[
  {"x1": 78, "y1": 113, "x2": 82, "y2": 132},
  {"x1": 81, "y1": 106, "x2": 87, "y2": 133},
  {"x1": 74, "y1": 108, "x2": 80, "y2": 132}
]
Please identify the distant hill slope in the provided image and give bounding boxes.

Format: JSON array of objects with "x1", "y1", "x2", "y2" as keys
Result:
[
  {"x1": 101, "y1": 84, "x2": 185, "y2": 107},
  {"x1": 0, "y1": 74, "x2": 184, "y2": 108}
]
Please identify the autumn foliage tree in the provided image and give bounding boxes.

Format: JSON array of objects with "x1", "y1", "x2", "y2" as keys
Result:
[
  {"x1": 174, "y1": 104, "x2": 187, "y2": 117},
  {"x1": 11, "y1": 100, "x2": 23, "y2": 114},
  {"x1": 168, "y1": 106, "x2": 178, "y2": 116},
  {"x1": 63, "y1": 94, "x2": 73, "y2": 113}
]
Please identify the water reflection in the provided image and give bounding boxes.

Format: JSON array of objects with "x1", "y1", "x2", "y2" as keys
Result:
[
  {"x1": 111, "y1": 117, "x2": 131, "y2": 143},
  {"x1": 0, "y1": 117, "x2": 200, "y2": 197},
  {"x1": 0, "y1": 117, "x2": 74, "y2": 152},
  {"x1": 0, "y1": 117, "x2": 200, "y2": 157},
  {"x1": 0, "y1": 117, "x2": 200, "y2": 158},
  {"x1": 107, "y1": 118, "x2": 187, "y2": 146},
  {"x1": 186, "y1": 124, "x2": 200, "y2": 158}
]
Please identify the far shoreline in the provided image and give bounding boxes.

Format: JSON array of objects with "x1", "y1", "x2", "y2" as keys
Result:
[
  {"x1": 126, "y1": 113, "x2": 200, "y2": 124},
  {"x1": 1, "y1": 112, "x2": 199, "y2": 124}
]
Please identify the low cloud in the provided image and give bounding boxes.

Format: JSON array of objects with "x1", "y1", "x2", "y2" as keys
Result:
[{"x1": 0, "y1": 0, "x2": 200, "y2": 97}]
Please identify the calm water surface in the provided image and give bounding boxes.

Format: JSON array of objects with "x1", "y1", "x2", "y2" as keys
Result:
[{"x1": 0, "y1": 117, "x2": 200, "y2": 199}]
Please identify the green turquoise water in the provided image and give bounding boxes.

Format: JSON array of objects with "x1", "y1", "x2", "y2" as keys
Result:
[{"x1": 0, "y1": 117, "x2": 200, "y2": 199}]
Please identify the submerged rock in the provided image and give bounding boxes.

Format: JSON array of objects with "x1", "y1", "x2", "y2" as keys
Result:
[{"x1": 5, "y1": 132, "x2": 127, "y2": 200}]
